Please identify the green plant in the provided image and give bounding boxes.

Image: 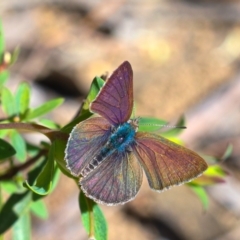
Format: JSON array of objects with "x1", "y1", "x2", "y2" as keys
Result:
[{"x1": 0, "y1": 20, "x2": 229, "y2": 240}]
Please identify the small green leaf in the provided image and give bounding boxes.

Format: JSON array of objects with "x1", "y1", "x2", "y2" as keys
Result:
[
  {"x1": 15, "y1": 82, "x2": 30, "y2": 116},
  {"x1": 189, "y1": 184, "x2": 209, "y2": 210},
  {"x1": 0, "y1": 70, "x2": 9, "y2": 87},
  {"x1": 24, "y1": 144, "x2": 55, "y2": 195},
  {"x1": 53, "y1": 138, "x2": 75, "y2": 178},
  {"x1": 0, "y1": 129, "x2": 8, "y2": 138},
  {"x1": 82, "y1": 77, "x2": 105, "y2": 112},
  {"x1": 79, "y1": 192, "x2": 91, "y2": 236},
  {"x1": 92, "y1": 202, "x2": 108, "y2": 240},
  {"x1": 221, "y1": 144, "x2": 233, "y2": 161},
  {"x1": 61, "y1": 77, "x2": 104, "y2": 134},
  {"x1": 51, "y1": 165, "x2": 61, "y2": 192},
  {"x1": 79, "y1": 192, "x2": 108, "y2": 240},
  {"x1": 38, "y1": 119, "x2": 60, "y2": 129},
  {"x1": 10, "y1": 130, "x2": 27, "y2": 162},
  {"x1": 27, "y1": 157, "x2": 47, "y2": 186},
  {"x1": 10, "y1": 47, "x2": 20, "y2": 65},
  {"x1": 30, "y1": 200, "x2": 48, "y2": 219},
  {"x1": 13, "y1": 209, "x2": 31, "y2": 240},
  {"x1": 138, "y1": 117, "x2": 167, "y2": 132},
  {"x1": 25, "y1": 98, "x2": 64, "y2": 120},
  {"x1": 1, "y1": 87, "x2": 16, "y2": 116},
  {"x1": 204, "y1": 165, "x2": 227, "y2": 177},
  {"x1": 0, "y1": 190, "x2": 32, "y2": 234},
  {"x1": 0, "y1": 138, "x2": 16, "y2": 160},
  {"x1": 1, "y1": 182, "x2": 17, "y2": 194}
]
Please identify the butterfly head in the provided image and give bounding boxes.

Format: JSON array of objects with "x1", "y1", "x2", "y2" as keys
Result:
[{"x1": 128, "y1": 117, "x2": 139, "y2": 132}]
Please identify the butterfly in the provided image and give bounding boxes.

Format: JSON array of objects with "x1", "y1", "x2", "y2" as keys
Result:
[{"x1": 65, "y1": 61, "x2": 208, "y2": 206}]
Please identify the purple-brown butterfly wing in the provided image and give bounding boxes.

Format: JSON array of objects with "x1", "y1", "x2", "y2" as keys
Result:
[
  {"x1": 90, "y1": 61, "x2": 133, "y2": 126},
  {"x1": 65, "y1": 117, "x2": 112, "y2": 176},
  {"x1": 133, "y1": 132, "x2": 208, "y2": 191},
  {"x1": 80, "y1": 150, "x2": 143, "y2": 205}
]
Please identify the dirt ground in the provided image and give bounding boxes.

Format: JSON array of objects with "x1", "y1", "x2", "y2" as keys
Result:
[{"x1": 1, "y1": 0, "x2": 240, "y2": 239}]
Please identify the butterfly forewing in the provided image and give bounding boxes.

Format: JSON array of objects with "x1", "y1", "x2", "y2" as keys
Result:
[
  {"x1": 65, "y1": 117, "x2": 112, "y2": 176},
  {"x1": 80, "y1": 150, "x2": 143, "y2": 205},
  {"x1": 133, "y1": 132, "x2": 208, "y2": 191},
  {"x1": 90, "y1": 61, "x2": 133, "y2": 126}
]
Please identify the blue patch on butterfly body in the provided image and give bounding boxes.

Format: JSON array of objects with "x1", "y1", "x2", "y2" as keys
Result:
[{"x1": 109, "y1": 122, "x2": 136, "y2": 153}]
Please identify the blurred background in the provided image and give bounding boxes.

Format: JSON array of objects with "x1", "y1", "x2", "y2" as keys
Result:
[{"x1": 1, "y1": 0, "x2": 240, "y2": 239}]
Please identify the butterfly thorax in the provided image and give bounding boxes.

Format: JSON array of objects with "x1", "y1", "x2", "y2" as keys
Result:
[
  {"x1": 108, "y1": 121, "x2": 136, "y2": 152},
  {"x1": 81, "y1": 120, "x2": 137, "y2": 177}
]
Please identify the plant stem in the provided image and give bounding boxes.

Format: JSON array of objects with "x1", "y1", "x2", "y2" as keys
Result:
[
  {"x1": 0, "y1": 149, "x2": 47, "y2": 180},
  {"x1": 0, "y1": 122, "x2": 68, "y2": 141}
]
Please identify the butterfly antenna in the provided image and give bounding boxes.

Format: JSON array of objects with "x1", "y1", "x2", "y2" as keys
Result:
[
  {"x1": 151, "y1": 124, "x2": 186, "y2": 129},
  {"x1": 163, "y1": 125, "x2": 186, "y2": 129},
  {"x1": 139, "y1": 121, "x2": 186, "y2": 130}
]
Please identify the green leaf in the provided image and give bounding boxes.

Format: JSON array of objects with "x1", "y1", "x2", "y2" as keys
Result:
[
  {"x1": 62, "y1": 77, "x2": 104, "y2": 134},
  {"x1": 51, "y1": 165, "x2": 61, "y2": 192},
  {"x1": 0, "y1": 129, "x2": 8, "y2": 138},
  {"x1": 221, "y1": 144, "x2": 233, "y2": 161},
  {"x1": 0, "y1": 138, "x2": 16, "y2": 160},
  {"x1": 138, "y1": 117, "x2": 167, "y2": 132},
  {"x1": 0, "y1": 20, "x2": 4, "y2": 58},
  {"x1": 1, "y1": 87, "x2": 16, "y2": 116},
  {"x1": 25, "y1": 98, "x2": 64, "y2": 120},
  {"x1": 1, "y1": 182, "x2": 17, "y2": 194},
  {"x1": 10, "y1": 130, "x2": 27, "y2": 162},
  {"x1": 189, "y1": 184, "x2": 209, "y2": 210},
  {"x1": 15, "y1": 82, "x2": 30, "y2": 116},
  {"x1": 204, "y1": 165, "x2": 227, "y2": 178},
  {"x1": 79, "y1": 192, "x2": 108, "y2": 240},
  {"x1": 0, "y1": 190, "x2": 32, "y2": 234},
  {"x1": 13, "y1": 209, "x2": 31, "y2": 240},
  {"x1": 82, "y1": 77, "x2": 105, "y2": 112},
  {"x1": 24, "y1": 144, "x2": 55, "y2": 195},
  {"x1": 27, "y1": 157, "x2": 47, "y2": 186},
  {"x1": 10, "y1": 47, "x2": 20, "y2": 65},
  {"x1": 30, "y1": 200, "x2": 48, "y2": 219},
  {"x1": 0, "y1": 70, "x2": 9, "y2": 87},
  {"x1": 38, "y1": 118, "x2": 60, "y2": 129},
  {"x1": 53, "y1": 138, "x2": 75, "y2": 178},
  {"x1": 92, "y1": 201, "x2": 108, "y2": 240}
]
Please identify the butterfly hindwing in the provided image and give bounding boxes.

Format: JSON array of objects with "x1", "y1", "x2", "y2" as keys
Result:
[
  {"x1": 80, "y1": 150, "x2": 143, "y2": 205},
  {"x1": 65, "y1": 117, "x2": 112, "y2": 176},
  {"x1": 133, "y1": 132, "x2": 208, "y2": 191},
  {"x1": 90, "y1": 61, "x2": 133, "y2": 126}
]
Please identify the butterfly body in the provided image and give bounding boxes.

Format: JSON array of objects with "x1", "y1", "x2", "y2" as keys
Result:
[
  {"x1": 107, "y1": 121, "x2": 136, "y2": 153},
  {"x1": 81, "y1": 120, "x2": 136, "y2": 177},
  {"x1": 65, "y1": 61, "x2": 208, "y2": 205}
]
